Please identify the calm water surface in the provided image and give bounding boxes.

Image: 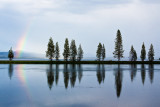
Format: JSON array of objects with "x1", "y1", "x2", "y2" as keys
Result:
[{"x1": 0, "y1": 64, "x2": 160, "y2": 107}]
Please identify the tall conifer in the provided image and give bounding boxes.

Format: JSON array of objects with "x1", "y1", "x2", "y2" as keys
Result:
[
  {"x1": 70, "y1": 40, "x2": 77, "y2": 61},
  {"x1": 113, "y1": 30, "x2": 124, "y2": 61},
  {"x1": 96, "y1": 43, "x2": 102, "y2": 61},
  {"x1": 140, "y1": 42, "x2": 146, "y2": 61},
  {"x1": 102, "y1": 44, "x2": 106, "y2": 61},
  {"x1": 148, "y1": 44, "x2": 154, "y2": 61},
  {"x1": 63, "y1": 38, "x2": 70, "y2": 61},
  {"x1": 46, "y1": 37, "x2": 55, "y2": 61},
  {"x1": 55, "y1": 42, "x2": 60, "y2": 61},
  {"x1": 77, "y1": 44, "x2": 83, "y2": 61}
]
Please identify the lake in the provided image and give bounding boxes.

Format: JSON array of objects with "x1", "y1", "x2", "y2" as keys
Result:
[{"x1": 0, "y1": 64, "x2": 160, "y2": 107}]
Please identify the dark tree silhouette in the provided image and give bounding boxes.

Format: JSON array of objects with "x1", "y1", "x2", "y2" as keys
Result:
[
  {"x1": 113, "y1": 30, "x2": 124, "y2": 61},
  {"x1": 55, "y1": 42, "x2": 60, "y2": 61},
  {"x1": 70, "y1": 64, "x2": 77, "y2": 88},
  {"x1": 129, "y1": 45, "x2": 137, "y2": 61},
  {"x1": 77, "y1": 64, "x2": 83, "y2": 83},
  {"x1": 102, "y1": 44, "x2": 106, "y2": 61},
  {"x1": 63, "y1": 64, "x2": 69, "y2": 89},
  {"x1": 148, "y1": 44, "x2": 154, "y2": 61},
  {"x1": 96, "y1": 43, "x2": 102, "y2": 61},
  {"x1": 96, "y1": 64, "x2": 105, "y2": 84},
  {"x1": 8, "y1": 64, "x2": 13, "y2": 80},
  {"x1": 130, "y1": 64, "x2": 137, "y2": 82},
  {"x1": 97, "y1": 64, "x2": 102, "y2": 84},
  {"x1": 63, "y1": 38, "x2": 70, "y2": 61},
  {"x1": 141, "y1": 64, "x2": 146, "y2": 85},
  {"x1": 46, "y1": 64, "x2": 54, "y2": 90},
  {"x1": 55, "y1": 64, "x2": 59, "y2": 85},
  {"x1": 46, "y1": 37, "x2": 55, "y2": 61},
  {"x1": 8, "y1": 47, "x2": 14, "y2": 61},
  {"x1": 148, "y1": 64, "x2": 154, "y2": 84},
  {"x1": 114, "y1": 64, "x2": 123, "y2": 98},
  {"x1": 140, "y1": 42, "x2": 146, "y2": 61},
  {"x1": 102, "y1": 64, "x2": 105, "y2": 83},
  {"x1": 77, "y1": 44, "x2": 84, "y2": 61},
  {"x1": 70, "y1": 40, "x2": 77, "y2": 61}
]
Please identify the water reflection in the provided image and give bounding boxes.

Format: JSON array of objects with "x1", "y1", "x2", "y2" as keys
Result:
[
  {"x1": 148, "y1": 64, "x2": 154, "y2": 84},
  {"x1": 55, "y1": 64, "x2": 59, "y2": 85},
  {"x1": 141, "y1": 64, "x2": 146, "y2": 85},
  {"x1": 114, "y1": 64, "x2": 123, "y2": 98},
  {"x1": 8, "y1": 64, "x2": 13, "y2": 80},
  {"x1": 130, "y1": 64, "x2": 137, "y2": 82},
  {"x1": 77, "y1": 64, "x2": 83, "y2": 83},
  {"x1": 96, "y1": 64, "x2": 105, "y2": 84},
  {"x1": 19, "y1": 64, "x2": 155, "y2": 92},
  {"x1": 46, "y1": 64, "x2": 54, "y2": 89},
  {"x1": 63, "y1": 64, "x2": 69, "y2": 89},
  {"x1": 4, "y1": 64, "x2": 158, "y2": 100},
  {"x1": 70, "y1": 64, "x2": 77, "y2": 88}
]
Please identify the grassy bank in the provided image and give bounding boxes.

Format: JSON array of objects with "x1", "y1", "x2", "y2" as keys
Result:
[{"x1": 0, "y1": 60, "x2": 160, "y2": 64}]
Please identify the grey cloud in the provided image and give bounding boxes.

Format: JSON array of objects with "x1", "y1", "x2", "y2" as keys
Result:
[{"x1": 140, "y1": 0, "x2": 160, "y2": 4}]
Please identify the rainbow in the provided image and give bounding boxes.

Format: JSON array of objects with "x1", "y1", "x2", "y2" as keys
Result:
[
  {"x1": 16, "y1": 34, "x2": 27, "y2": 58},
  {"x1": 16, "y1": 65, "x2": 32, "y2": 102},
  {"x1": 15, "y1": 18, "x2": 34, "y2": 58}
]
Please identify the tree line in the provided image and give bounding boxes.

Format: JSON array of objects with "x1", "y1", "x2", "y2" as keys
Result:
[
  {"x1": 7, "y1": 29, "x2": 155, "y2": 61},
  {"x1": 46, "y1": 38, "x2": 84, "y2": 61},
  {"x1": 45, "y1": 29, "x2": 155, "y2": 61}
]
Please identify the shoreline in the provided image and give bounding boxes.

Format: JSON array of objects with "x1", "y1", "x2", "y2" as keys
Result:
[{"x1": 0, "y1": 61, "x2": 160, "y2": 64}]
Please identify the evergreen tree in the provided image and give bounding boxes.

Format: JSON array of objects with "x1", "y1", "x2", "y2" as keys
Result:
[
  {"x1": 63, "y1": 38, "x2": 70, "y2": 61},
  {"x1": 102, "y1": 44, "x2": 106, "y2": 61},
  {"x1": 77, "y1": 44, "x2": 84, "y2": 61},
  {"x1": 140, "y1": 42, "x2": 146, "y2": 61},
  {"x1": 133, "y1": 50, "x2": 137, "y2": 61},
  {"x1": 70, "y1": 40, "x2": 77, "y2": 61},
  {"x1": 46, "y1": 37, "x2": 55, "y2": 61},
  {"x1": 55, "y1": 42, "x2": 60, "y2": 61},
  {"x1": 96, "y1": 43, "x2": 102, "y2": 61},
  {"x1": 148, "y1": 44, "x2": 154, "y2": 61},
  {"x1": 129, "y1": 45, "x2": 137, "y2": 61},
  {"x1": 113, "y1": 30, "x2": 124, "y2": 61},
  {"x1": 8, "y1": 47, "x2": 14, "y2": 61}
]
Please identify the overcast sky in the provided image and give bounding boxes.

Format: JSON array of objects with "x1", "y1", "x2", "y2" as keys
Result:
[{"x1": 0, "y1": 0, "x2": 160, "y2": 59}]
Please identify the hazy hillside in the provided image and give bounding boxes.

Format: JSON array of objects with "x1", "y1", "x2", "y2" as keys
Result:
[{"x1": 0, "y1": 52, "x2": 45, "y2": 59}]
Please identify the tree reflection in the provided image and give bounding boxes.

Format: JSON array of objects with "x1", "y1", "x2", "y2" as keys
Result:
[
  {"x1": 114, "y1": 64, "x2": 123, "y2": 98},
  {"x1": 8, "y1": 64, "x2": 13, "y2": 80},
  {"x1": 55, "y1": 64, "x2": 59, "y2": 85},
  {"x1": 77, "y1": 64, "x2": 83, "y2": 83},
  {"x1": 46, "y1": 64, "x2": 54, "y2": 90},
  {"x1": 130, "y1": 64, "x2": 137, "y2": 82},
  {"x1": 148, "y1": 64, "x2": 154, "y2": 84},
  {"x1": 96, "y1": 64, "x2": 105, "y2": 84},
  {"x1": 70, "y1": 64, "x2": 77, "y2": 88},
  {"x1": 141, "y1": 64, "x2": 146, "y2": 85},
  {"x1": 63, "y1": 64, "x2": 69, "y2": 89}
]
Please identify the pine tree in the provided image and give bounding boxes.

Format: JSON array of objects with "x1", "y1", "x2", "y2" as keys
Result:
[
  {"x1": 140, "y1": 42, "x2": 146, "y2": 61},
  {"x1": 133, "y1": 50, "x2": 137, "y2": 61},
  {"x1": 102, "y1": 44, "x2": 106, "y2": 61},
  {"x1": 129, "y1": 45, "x2": 134, "y2": 61},
  {"x1": 8, "y1": 47, "x2": 14, "y2": 61},
  {"x1": 148, "y1": 44, "x2": 154, "y2": 61},
  {"x1": 70, "y1": 40, "x2": 77, "y2": 61},
  {"x1": 113, "y1": 30, "x2": 124, "y2": 61},
  {"x1": 55, "y1": 42, "x2": 60, "y2": 61},
  {"x1": 129, "y1": 45, "x2": 137, "y2": 61},
  {"x1": 46, "y1": 37, "x2": 55, "y2": 61},
  {"x1": 63, "y1": 38, "x2": 70, "y2": 61},
  {"x1": 96, "y1": 43, "x2": 102, "y2": 61},
  {"x1": 77, "y1": 44, "x2": 84, "y2": 61}
]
